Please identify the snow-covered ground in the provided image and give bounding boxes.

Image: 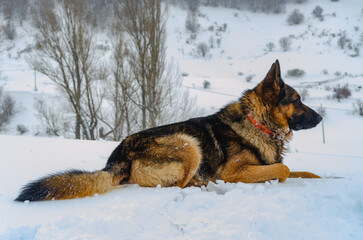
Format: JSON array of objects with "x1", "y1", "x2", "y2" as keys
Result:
[
  {"x1": 0, "y1": 135, "x2": 362, "y2": 240},
  {"x1": 1, "y1": 0, "x2": 363, "y2": 239}
]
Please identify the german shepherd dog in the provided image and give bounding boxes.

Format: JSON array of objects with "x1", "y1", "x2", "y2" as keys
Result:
[{"x1": 15, "y1": 60, "x2": 322, "y2": 202}]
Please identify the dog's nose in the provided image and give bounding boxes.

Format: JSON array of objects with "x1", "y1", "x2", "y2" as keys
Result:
[{"x1": 316, "y1": 114, "x2": 323, "y2": 124}]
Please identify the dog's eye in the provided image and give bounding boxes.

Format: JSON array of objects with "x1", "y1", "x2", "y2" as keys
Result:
[{"x1": 293, "y1": 98, "x2": 302, "y2": 104}]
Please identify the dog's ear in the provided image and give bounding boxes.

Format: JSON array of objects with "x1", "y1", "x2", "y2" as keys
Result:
[
  {"x1": 258, "y1": 60, "x2": 285, "y2": 103},
  {"x1": 263, "y1": 60, "x2": 283, "y2": 90}
]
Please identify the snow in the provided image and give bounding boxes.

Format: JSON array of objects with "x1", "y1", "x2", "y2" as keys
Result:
[
  {"x1": 0, "y1": 136, "x2": 362, "y2": 240},
  {"x1": 1, "y1": 0, "x2": 363, "y2": 239}
]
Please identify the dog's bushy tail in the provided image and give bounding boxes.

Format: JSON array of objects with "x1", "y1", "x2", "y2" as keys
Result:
[{"x1": 15, "y1": 170, "x2": 121, "y2": 202}]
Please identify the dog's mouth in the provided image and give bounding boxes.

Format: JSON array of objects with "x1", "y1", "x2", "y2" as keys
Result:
[
  {"x1": 289, "y1": 113, "x2": 322, "y2": 131},
  {"x1": 289, "y1": 121, "x2": 304, "y2": 131}
]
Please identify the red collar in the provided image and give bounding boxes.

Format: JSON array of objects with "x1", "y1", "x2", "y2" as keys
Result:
[{"x1": 244, "y1": 110, "x2": 284, "y2": 140}]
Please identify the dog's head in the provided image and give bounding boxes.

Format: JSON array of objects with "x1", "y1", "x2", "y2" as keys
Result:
[{"x1": 255, "y1": 60, "x2": 322, "y2": 131}]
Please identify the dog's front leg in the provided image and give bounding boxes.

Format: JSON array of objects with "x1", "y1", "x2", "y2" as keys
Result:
[
  {"x1": 288, "y1": 171, "x2": 321, "y2": 178},
  {"x1": 220, "y1": 162, "x2": 291, "y2": 183}
]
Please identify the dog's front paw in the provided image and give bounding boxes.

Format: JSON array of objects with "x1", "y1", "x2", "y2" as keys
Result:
[{"x1": 278, "y1": 164, "x2": 291, "y2": 183}]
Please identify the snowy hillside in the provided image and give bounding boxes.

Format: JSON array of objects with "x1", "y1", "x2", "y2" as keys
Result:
[
  {"x1": 1, "y1": 0, "x2": 363, "y2": 133},
  {"x1": 1, "y1": 0, "x2": 363, "y2": 239}
]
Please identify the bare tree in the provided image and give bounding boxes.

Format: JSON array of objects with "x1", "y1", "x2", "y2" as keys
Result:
[
  {"x1": 197, "y1": 42, "x2": 209, "y2": 57},
  {"x1": 34, "y1": 98, "x2": 66, "y2": 137},
  {"x1": 28, "y1": 0, "x2": 104, "y2": 140},
  {"x1": 185, "y1": 0, "x2": 199, "y2": 34},
  {"x1": 1, "y1": 0, "x2": 17, "y2": 40},
  {"x1": 157, "y1": 62, "x2": 206, "y2": 125},
  {"x1": 0, "y1": 19, "x2": 4, "y2": 53},
  {"x1": 0, "y1": 24, "x2": 4, "y2": 82},
  {"x1": 13, "y1": 0, "x2": 30, "y2": 26},
  {"x1": 115, "y1": 0, "x2": 169, "y2": 129},
  {"x1": 279, "y1": 37, "x2": 292, "y2": 52},
  {"x1": 99, "y1": 34, "x2": 139, "y2": 141},
  {"x1": 353, "y1": 100, "x2": 363, "y2": 116},
  {"x1": 112, "y1": 0, "x2": 204, "y2": 133}
]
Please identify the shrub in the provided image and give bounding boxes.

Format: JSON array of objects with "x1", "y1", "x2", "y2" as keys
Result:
[
  {"x1": 181, "y1": 72, "x2": 189, "y2": 77},
  {"x1": 245, "y1": 74, "x2": 255, "y2": 82},
  {"x1": 332, "y1": 84, "x2": 351, "y2": 102},
  {"x1": 317, "y1": 105, "x2": 327, "y2": 118},
  {"x1": 337, "y1": 34, "x2": 350, "y2": 49},
  {"x1": 350, "y1": 44, "x2": 360, "y2": 57},
  {"x1": 189, "y1": 33, "x2": 197, "y2": 41},
  {"x1": 17, "y1": 124, "x2": 29, "y2": 135},
  {"x1": 216, "y1": 38, "x2": 222, "y2": 48},
  {"x1": 287, "y1": 9, "x2": 305, "y2": 25},
  {"x1": 217, "y1": 23, "x2": 227, "y2": 32},
  {"x1": 185, "y1": 12, "x2": 199, "y2": 34},
  {"x1": 202, "y1": 80, "x2": 211, "y2": 89},
  {"x1": 353, "y1": 100, "x2": 363, "y2": 116},
  {"x1": 35, "y1": 98, "x2": 63, "y2": 137},
  {"x1": 279, "y1": 37, "x2": 292, "y2": 52},
  {"x1": 298, "y1": 88, "x2": 309, "y2": 101},
  {"x1": 312, "y1": 5, "x2": 323, "y2": 18},
  {"x1": 208, "y1": 36, "x2": 215, "y2": 48},
  {"x1": 286, "y1": 69, "x2": 306, "y2": 78},
  {"x1": 334, "y1": 71, "x2": 342, "y2": 77},
  {"x1": 3, "y1": 21, "x2": 16, "y2": 40},
  {"x1": 0, "y1": 87, "x2": 16, "y2": 132},
  {"x1": 265, "y1": 42, "x2": 276, "y2": 52},
  {"x1": 197, "y1": 42, "x2": 209, "y2": 57}
]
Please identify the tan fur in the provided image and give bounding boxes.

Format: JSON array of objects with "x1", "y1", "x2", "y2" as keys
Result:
[
  {"x1": 242, "y1": 91, "x2": 268, "y2": 121},
  {"x1": 129, "y1": 134, "x2": 202, "y2": 188},
  {"x1": 129, "y1": 160, "x2": 185, "y2": 187},
  {"x1": 273, "y1": 106, "x2": 292, "y2": 131},
  {"x1": 220, "y1": 102, "x2": 283, "y2": 165},
  {"x1": 219, "y1": 149, "x2": 290, "y2": 183},
  {"x1": 44, "y1": 171, "x2": 118, "y2": 200}
]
